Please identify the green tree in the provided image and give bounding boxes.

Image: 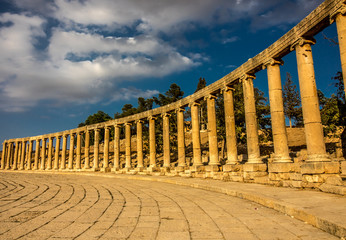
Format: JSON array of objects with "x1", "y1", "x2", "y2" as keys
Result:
[
  {"x1": 153, "y1": 83, "x2": 184, "y2": 106},
  {"x1": 283, "y1": 72, "x2": 302, "y2": 127}
]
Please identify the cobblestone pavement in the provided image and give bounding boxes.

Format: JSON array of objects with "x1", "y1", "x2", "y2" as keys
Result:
[{"x1": 0, "y1": 172, "x2": 337, "y2": 240}]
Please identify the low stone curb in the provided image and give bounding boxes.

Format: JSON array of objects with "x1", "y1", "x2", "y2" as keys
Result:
[{"x1": 5, "y1": 170, "x2": 346, "y2": 238}]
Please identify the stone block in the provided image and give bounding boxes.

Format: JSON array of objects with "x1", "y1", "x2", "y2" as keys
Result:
[
  {"x1": 254, "y1": 176, "x2": 270, "y2": 184},
  {"x1": 222, "y1": 164, "x2": 242, "y2": 172},
  {"x1": 230, "y1": 175, "x2": 244, "y2": 182},
  {"x1": 147, "y1": 166, "x2": 160, "y2": 172},
  {"x1": 341, "y1": 161, "x2": 346, "y2": 174},
  {"x1": 301, "y1": 162, "x2": 340, "y2": 174},
  {"x1": 268, "y1": 163, "x2": 295, "y2": 173},
  {"x1": 189, "y1": 165, "x2": 205, "y2": 172},
  {"x1": 243, "y1": 171, "x2": 268, "y2": 180},
  {"x1": 268, "y1": 173, "x2": 279, "y2": 181},
  {"x1": 100, "y1": 167, "x2": 111, "y2": 173},
  {"x1": 290, "y1": 180, "x2": 303, "y2": 188},
  {"x1": 243, "y1": 163, "x2": 267, "y2": 172},
  {"x1": 301, "y1": 181, "x2": 321, "y2": 189},
  {"x1": 319, "y1": 183, "x2": 346, "y2": 196},
  {"x1": 175, "y1": 166, "x2": 187, "y2": 172},
  {"x1": 205, "y1": 165, "x2": 220, "y2": 172},
  {"x1": 289, "y1": 173, "x2": 303, "y2": 181},
  {"x1": 303, "y1": 174, "x2": 324, "y2": 183},
  {"x1": 278, "y1": 172, "x2": 290, "y2": 180},
  {"x1": 324, "y1": 175, "x2": 343, "y2": 186}
]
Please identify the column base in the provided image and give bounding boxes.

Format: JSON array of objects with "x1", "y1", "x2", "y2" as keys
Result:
[
  {"x1": 92, "y1": 167, "x2": 100, "y2": 172},
  {"x1": 100, "y1": 167, "x2": 111, "y2": 173},
  {"x1": 243, "y1": 163, "x2": 267, "y2": 172},
  {"x1": 112, "y1": 167, "x2": 120, "y2": 172},
  {"x1": 160, "y1": 167, "x2": 170, "y2": 173},
  {"x1": 147, "y1": 166, "x2": 160, "y2": 172},
  {"x1": 136, "y1": 167, "x2": 144, "y2": 172},
  {"x1": 205, "y1": 165, "x2": 220, "y2": 172},
  {"x1": 175, "y1": 166, "x2": 186, "y2": 172},
  {"x1": 247, "y1": 157, "x2": 263, "y2": 164},
  {"x1": 306, "y1": 154, "x2": 330, "y2": 162},
  {"x1": 301, "y1": 162, "x2": 339, "y2": 174},
  {"x1": 272, "y1": 155, "x2": 293, "y2": 163},
  {"x1": 223, "y1": 164, "x2": 242, "y2": 172},
  {"x1": 189, "y1": 165, "x2": 205, "y2": 172}
]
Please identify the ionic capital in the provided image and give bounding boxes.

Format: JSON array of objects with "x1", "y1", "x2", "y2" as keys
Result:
[
  {"x1": 330, "y1": 2, "x2": 346, "y2": 24},
  {"x1": 94, "y1": 128, "x2": 100, "y2": 133},
  {"x1": 262, "y1": 58, "x2": 284, "y2": 70},
  {"x1": 204, "y1": 94, "x2": 217, "y2": 101},
  {"x1": 147, "y1": 116, "x2": 157, "y2": 121},
  {"x1": 240, "y1": 73, "x2": 256, "y2": 82},
  {"x1": 55, "y1": 135, "x2": 62, "y2": 139},
  {"x1": 124, "y1": 122, "x2": 132, "y2": 127},
  {"x1": 136, "y1": 119, "x2": 144, "y2": 124},
  {"x1": 221, "y1": 86, "x2": 235, "y2": 94},
  {"x1": 290, "y1": 37, "x2": 316, "y2": 51},
  {"x1": 175, "y1": 107, "x2": 185, "y2": 113},
  {"x1": 161, "y1": 112, "x2": 171, "y2": 118}
]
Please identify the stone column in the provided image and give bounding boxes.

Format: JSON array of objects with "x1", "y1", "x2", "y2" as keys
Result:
[
  {"x1": 332, "y1": 7, "x2": 346, "y2": 99},
  {"x1": 177, "y1": 108, "x2": 186, "y2": 169},
  {"x1": 136, "y1": 120, "x2": 144, "y2": 170},
  {"x1": 6, "y1": 142, "x2": 13, "y2": 170},
  {"x1": 149, "y1": 116, "x2": 157, "y2": 168},
  {"x1": 223, "y1": 87, "x2": 238, "y2": 165},
  {"x1": 76, "y1": 132, "x2": 81, "y2": 170},
  {"x1": 53, "y1": 136, "x2": 61, "y2": 170},
  {"x1": 20, "y1": 140, "x2": 26, "y2": 170},
  {"x1": 113, "y1": 125, "x2": 120, "y2": 171},
  {"x1": 84, "y1": 130, "x2": 90, "y2": 169},
  {"x1": 292, "y1": 38, "x2": 329, "y2": 162},
  {"x1": 162, "y1": 113, "x2": 171, "y2": 168},
  {"x1": 206, "y1": 94, "x2": 220, "y2": 169},
  {"x1": 40, "y1": 138, "x2": 47, "y2": 170},
  {"x1": 17, "y1": 141, "x2": 22, "y2": 170},
  {"x1": 68, "y1": 133, "x2": 75, "y2": 170},
  {"x1": 61, "y1": 134, "x2": 67, "y2": 170},
  {"x1": 1, "y1": 142, "x2": 6, "y2": 170},
  {"x1": 125, "y1": 123, "x2": 132, "y2": 169},
  {"x1": 242, "y1": 74, "x2": 262, "y2": 163},
  {"x1": 33, "y1": 139, "x2": 40, "y2": 170},
  {"x1": 102, "y1": 127, "x2": 110, "y2": 172},
  {"x1": 190, "y1": 102, "x2": 202, "y2": 167},
  {"x1": 265, "y1": 59, "x2": 291, "y2": 163},
  {"x1": 12, "y1": 140, "x2": 19, "y2": 170},
  {"x1": 93, "y1": 129, "x2": 100, "y2": 171},
  {"x1": 26, "y1": 140, "x2": 33, "y2": 170},
  {"x1": 47, "y1": 137, "x2": 53, "y2": 170}
]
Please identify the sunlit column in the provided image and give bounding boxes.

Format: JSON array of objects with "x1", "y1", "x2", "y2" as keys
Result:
[
  {"x1": 332, "y1": 7, "x2": 346, "y2": 99},
  {"x1": 26, "y1": 140, "x2": 33, "y2": 170},
  {"x1": 12, "y1": 140, "x2": 19, "y2": 170},
  {"x1": 54, "y1": 136, "x2": 61, "y2": 170},
  {"x1": 223, "y1": 87, "x2": 238, "y2": 164},
  {"x1": 93, "y1": 129, "x2": 100, "y2": 170},
  {"x1": 177, "y1": 108, "x2": 186, "y2": 168},
  {"x1": 1, "y1": 141, "x2": 6, "y2": 170},
  {"x1": 61, "y1": 134, "x2": 67, "y2": 170},
  {"x1": 103, "y1": 127, "x2": 110, "y2": 171},
  {"x1": 136, "y1": 120, "x2": 144, "y2": 169},
  {"x1": 5, "y1": 142, "x2": 13, "y2": 170},
  {"x1": 84, "y1": 130, "x2": 90, "y2": 169},
  {"x1": 149, "y1": 116, "x2": 157, "y2": 167},
  {"x1": 206, "y1": 94, "x2": 219, "y2": 165},
  {"x1": 20, "y1": 140, "x2": 26, "y2": 170},
  {"x1": 190, "y1": 102, "x2": 202, "y2": 166},
  {"x1": 114, "y1": 125, "x2": 120, "y2": 170},
  {"x1": 33, "y1": 139, "x2": 40, "y2": 170},
  {"x1": 292, "y1": 38, "x2": 329, "y2": 162},
  {"x1": 47, "y1": 136, "x2": 53, "y2": 170},
  {"x1": 40, "y1": 138, "x2": 47, "y2": 170},
  {"x1": 17, "y1": 141, "x2": 22, "y2": 170},
  {"x1": 162, "y1": 113, "x2": 171, "y2": 168},
  {"x1": 242, "y1": 74, "x2": 262, "y2": 163},
  {"x1": 265, "y1": 59, "x2": 291, "y2": 163},
  {"x1": 68, "y1": 133, "x2": 75, "y2": 169},
  {"x1": 125, "y1": 123, "x2": 132, "y2": 169},
  {"x1": 76, "y1": 132, "x2": 82, "y2": 170}
]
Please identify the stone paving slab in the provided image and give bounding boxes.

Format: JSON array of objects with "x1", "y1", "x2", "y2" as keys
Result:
[{"x1": 0, "y1": 171, "x2": 343, "y2": 239}]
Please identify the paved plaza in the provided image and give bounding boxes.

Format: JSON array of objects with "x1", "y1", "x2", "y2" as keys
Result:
[{"x1": 0, "y1": 172, "x2": 342, "y2": 239}]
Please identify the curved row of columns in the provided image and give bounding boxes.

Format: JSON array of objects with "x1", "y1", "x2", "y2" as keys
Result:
[{"x1": 1, "y1": 5, "x2": 346, "y2": 173}]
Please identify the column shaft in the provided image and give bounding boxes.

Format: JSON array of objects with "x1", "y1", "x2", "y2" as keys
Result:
[
  {"x1": 206, "y1": 95, "x2": 219, "y2": 165},
  {"x1": 26, "y1": 141, "x2": 33, "y2": 170},
  {"x1": 20, "y1": 141, "x2": 26, "y2": 170},
  {"x1": 103, "y1": 127, "x2": 110, "y2": 169},
  {"x1": 54, "y1": 136, "x2": 61, "y2": 170},
  {"x1": 191, "y1": 103, "x2": 202, "y2": 166},
  {"x1": 47, "y1": 137, "x2": 53, "y2": 169},
  {"x1": 177, "y1": 108, "x2": 186, "y2": 167},
  {"x1": 12, "y1": 141, "x2": 19, "y2": 170},
  {"x1": 6, "y1": 142, "x2": 12, "y2": 170},
  {"x1": 149, "y1": 117, "x2": 156, "y2": 167},
  {"x1": 84, "y1": 130, "x2": 90, "y2": 169},
  {"x1": 76, "y1": 133, "x2": 81, "y2": 169},
  {"x1": 162, "y1": 114, "x2": 170, "y2": 168},
  {"x1": 1, "y1": 142, "x2": 6, "y2": 170},
  {"x1": 242, "y1": 75, "x2": 262, "y2": 163},
  {"x1": 114, "y1": 125, "x2": 120, "y2": 170},
  {"x1": 34, "y1": 139, "x2": 40, "y2": 170},
  {"x1": 223, "y1": 88, "x2": 238, "y2": 164},
  {"x1": 336, "y1": 13, "x2": 346, "y2": 99},
  {"x1": 61, "y1": 135, "x2": 67, "y2": 170},
  {"x1": 294, "y1": 39, "x2": 329, "y2": 161},
  {"x1": 136, "y1": 121, "x2": 144, "y2": 168},
  {"x1": 93, "y1": 129, "x2": 100, "y2": 170},
  {"x1": 266, "y1": 61, "x2": 291, "y2": 162},
  {"x1": 41, "y1": 138, "x2": 47, "y2": 170},
  {"x1": 125, "y1": 123, "x2": 131, "y2": 169},
  {"x1": 68, "y1": 134, "x2": 75, "y2": 169}
]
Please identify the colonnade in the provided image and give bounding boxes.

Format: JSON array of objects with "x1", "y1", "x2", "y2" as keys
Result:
[{"x1": 1, "y1": 0, "x2": 345, "y2": 175}]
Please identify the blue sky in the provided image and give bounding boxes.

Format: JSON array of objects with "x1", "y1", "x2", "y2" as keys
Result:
[{"x1": 0, "y1": 0, "x2": 342, "y2": 147}]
